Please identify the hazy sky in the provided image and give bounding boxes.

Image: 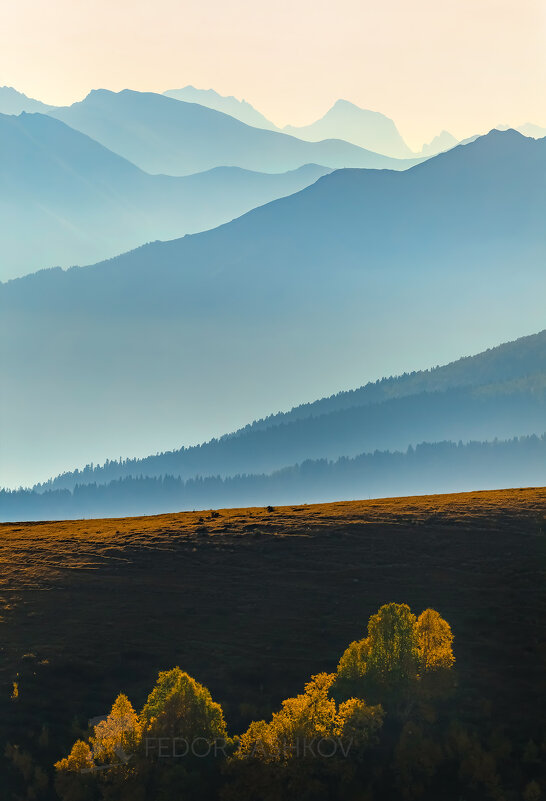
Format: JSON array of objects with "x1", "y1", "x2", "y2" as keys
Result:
[{"x1": 2, "y1": 0, "x2": 545, "y2": 147}]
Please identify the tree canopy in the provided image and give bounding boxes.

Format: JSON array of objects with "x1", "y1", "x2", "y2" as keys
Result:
[
  {"x1": 334, "y1": 603, "x2": 455, "y2": 704},
  {"x1": 140, "y1": 667, "x2": 228, "y2": 742}
]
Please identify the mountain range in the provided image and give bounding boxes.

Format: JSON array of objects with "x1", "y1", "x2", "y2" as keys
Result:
[
  {"x1": 0, "y1": 111, "x2": 330, "y2": 280},
  {"x1": 160, "y1": 89, "x2": 546, "y2": 156},
  {"x1": 162, "y1": 89, "x2": 454, "y2": 157},
  {"x1": 3, "y1": 85, "x2": 544, "y2": 165},
  {"x1": 46, "y1": 89, "x2": 419, "y2": 176},
  {"x1": 2, "y1": 129, "x2": 545, "y2": 489}
]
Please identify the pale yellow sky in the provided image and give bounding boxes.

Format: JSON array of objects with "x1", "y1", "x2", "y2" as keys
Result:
[{"x1": 1, "y1": 0, "x2": 545, "y2": 148}]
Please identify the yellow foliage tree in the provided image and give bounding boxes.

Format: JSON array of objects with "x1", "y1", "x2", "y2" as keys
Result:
[
  {"x1": 415, "y1": 608, "x2": 455, "y2": 673},
  {"x1": 336, "y1": 638, "x2": 370, "y2": 684},
  {"x1": 334, "y1": 604, "x2": 455, "y2": 707},
  {"x1": 140, "y1": 667, "x2": 227, "y2": 742},
  {"x1": 334, "y1": 697, "x2": 384, "y2": 751},
  {"x1": 54, "y1": 740, "x2": 97, "y2": 801},
  {"x1": 236, "y1": 672, "x2": 383, "y2": 764},
  {"x1": 90, "y1": 693, "x2": 141, "y2": 765},
  {"x1": 365, "y1": 603, "x2": 419, "y2": 687},
  {"x1": 236, "y1": 672, "x2": 337, "y2": 762},
  {"x1": 54, "y1": 740, "x2": 94, "y2": 774}
]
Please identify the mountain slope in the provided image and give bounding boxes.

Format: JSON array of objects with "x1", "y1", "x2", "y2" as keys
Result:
[
  {"x1": 0, "y1": 112, "x2": 330, "y2": 280},
  {"x1": 243, "y1": 329, "x2": 546, "y2": 430},
  {"x1": 283, "y1": 99, "x2": 413, "y2": 158},
  {"x1": 35, "y1": 330, "x2": 546, "y2": 491},
  {"x1": 2, "y1": 130, "x2": 545, "y2": 488},
  {"x1": 46, "y1": 89, "x2": 419, "y2": 175},
  {"x1": 163, "y1": 86, "x2": 277, "y2": 130}
]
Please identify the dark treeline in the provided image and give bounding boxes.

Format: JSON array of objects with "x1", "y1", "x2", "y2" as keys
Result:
[
  {"x1": 33, "y1": 373, "x2": 546, "y2": 493},
  {"x1": 3, "y1": 434, "x2": 545, "y2": 521}
]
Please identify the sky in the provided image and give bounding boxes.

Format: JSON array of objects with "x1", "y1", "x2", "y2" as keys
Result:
[{"x1": 1, "y1": 0, "x2": 545, "y2": 149}]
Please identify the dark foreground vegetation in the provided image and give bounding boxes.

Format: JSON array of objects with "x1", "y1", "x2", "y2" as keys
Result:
[
  {"x1": 53, "y1": 603, "x2": 458, "y2": 800},
  {"x1": 0, "y1": 488, "x2": 544, "y2": 799}
]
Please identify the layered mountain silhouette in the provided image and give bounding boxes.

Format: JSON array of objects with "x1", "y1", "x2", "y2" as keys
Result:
[
  {"x1": 283, "y1": 99, "x2": 413, "y2": 158},
  {"x1": 3, "y1": 434, "x2": 544, "y2": 520},
  {"x1": 0, "y1": 112, "x2": 330, "y2": 280},
  {"x1": 2, "y1": 130, "x2": 545, "y2": 488},
  {"x1": 163, "y1": 86, "x2": 277, "y2": 130},
  {"x1": 0, "y1": 86, "x2": 53, "y2": 115},
  {"x1": 162, "y1": 92, "x2": 416, "y2": 160},
  {"x1": 46, "y1": 89, "x2": 419, "y2": 175},
  {"x1": 34, "y1": 329, "x2": 546, "y2": 493}
]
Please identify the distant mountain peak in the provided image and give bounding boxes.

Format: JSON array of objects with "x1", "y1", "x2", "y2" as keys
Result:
[
  {"x1": 82, "y1": 87, "x2": 117, "y2": 101},
  {"x1": 419, "y1": 129, "x2": 458, "y2": 157},
  {"x1": 327, "y1": 98, "x2": 393, "y2": 122},
  {"x1": 487, "y1": 126, "x2": 525, "y2": 138},
  {"x1": 1, "y1": 85, "x2": 28, "y2": 96},
  {"x1": 0, "y1": 86, "x2": 52, "y2": 115},
  {"x1": 282, "y1": 99, "x2": 413, "y2": 158},
  {"x1": 471, "y1": 127, "x2": 527, "y2": 147},
  {"x1": 331, "y1": 98, "x2": 360, "y2": 110},
  {"x1": 163, "y1": 85, "x2": 278, "y2": 131}
]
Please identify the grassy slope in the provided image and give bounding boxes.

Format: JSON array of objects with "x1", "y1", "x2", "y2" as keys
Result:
[{"x1": 0, "y1": 487, "x2": 545, "y2": 765}]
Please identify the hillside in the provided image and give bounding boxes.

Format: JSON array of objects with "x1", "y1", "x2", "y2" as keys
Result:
[
  {"x1": 2, "y1": 130, "x2": 545, "y2": 489},
  {"x1": 0, "y1": 112, "x2": 330, "y2": 280},
  {"x1": 283, "y1": 99, "x2": 413, "y2": 157},
  {"x1": 34, "y1": 330, "x2": 546, "y2": 491},
  {"x1": 1, "y1": 489, "x2": 544, "y2": 796},
  {"x1": 245, "y1": 328, "x2": 546, "y2": 429},
  {"x1": 46, "y1": 89, "x2": 419, "y2": 175}
]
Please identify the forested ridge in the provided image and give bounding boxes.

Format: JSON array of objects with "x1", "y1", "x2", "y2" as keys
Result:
[
  {"x1": 30, "y1": 330, "x2": 546, "y2": 494},
  {"x1": 4, "y1": 434, "x2": 545, "y2": 521}
]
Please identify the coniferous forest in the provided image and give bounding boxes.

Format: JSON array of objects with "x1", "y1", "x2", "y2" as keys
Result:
[{"x1": 3, "y1": 434, "x2": 546, "y2": 520}]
